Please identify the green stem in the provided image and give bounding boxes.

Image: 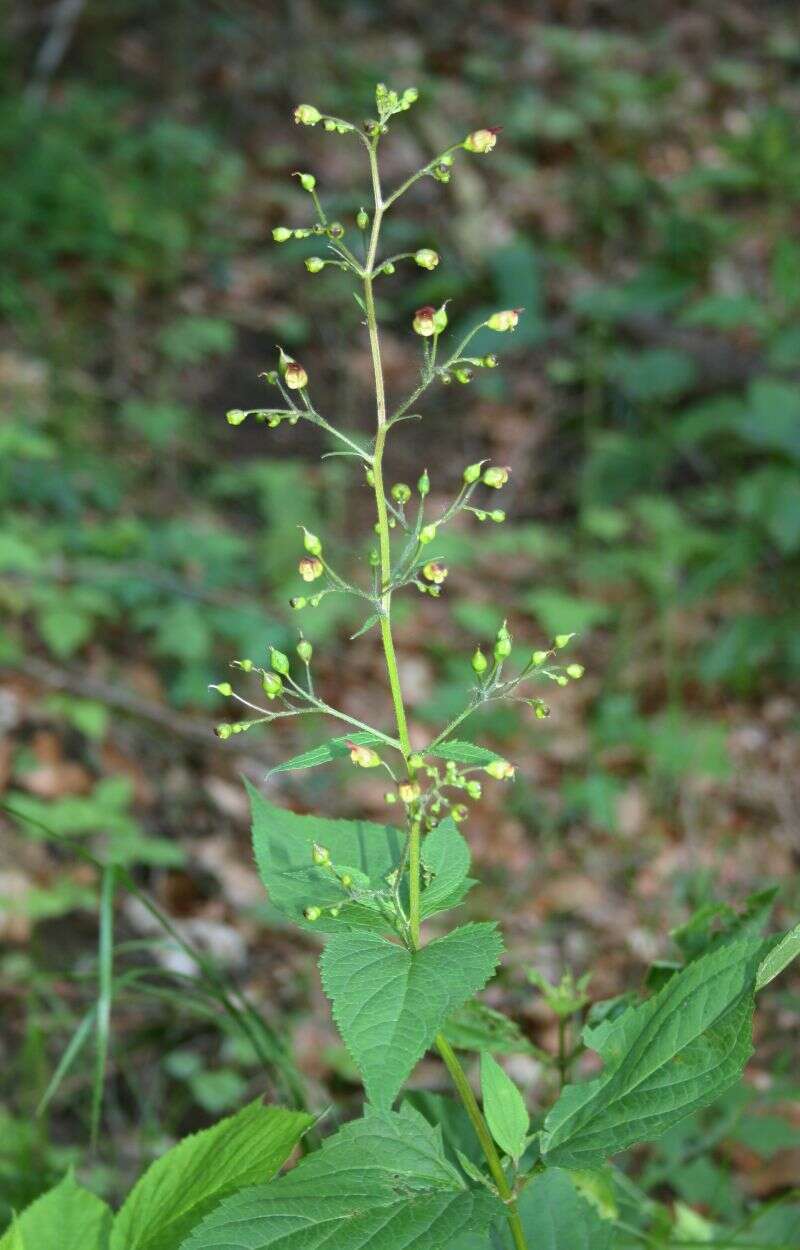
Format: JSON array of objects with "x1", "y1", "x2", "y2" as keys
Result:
[
  {"x1": 363, "y1": 140, "x2": 528, "y2": 1250},
  {"x1": 436, "y1": 1033, "x2": 528, "y2": 1250}
]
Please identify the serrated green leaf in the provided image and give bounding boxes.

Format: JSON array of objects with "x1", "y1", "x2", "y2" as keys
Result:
[
  {"x1": 511, "y1": 1168, "x2": 613, "y2": 1249},
  {"x1": 428, "y1": 741, "x2": 506, "y2": 768},
  {"x1": 180, "y1": 1105, "x2": 501, "y2": 1250},
  {"x1": 480, "y1": 1052, "x2": 529, "y2": 1161},
  {"x1": 320, "y1": 923, "x2": 504, "y2": 1107},
  {"x1": 111, "y1": 1101, "x2": 312, "y2": 1250},
  {"x1": 0, "y1": 1174, "x2": 112, "y2": 1250},
  {"x1": 266, "y1": 731, "x2": 384, "y2": 777},
  {"x1": 757, "y1": 923, "x2": 800, "y2": 991},
  {"x1": 249, "y1": 782, "x2": 403, "y2": 934},
  {"x1": 540, "y1": 939, "x2": 763, "y2": 1168},
  {"x1": 420, "y1": 818, "x2": 474, "y2": 918}
]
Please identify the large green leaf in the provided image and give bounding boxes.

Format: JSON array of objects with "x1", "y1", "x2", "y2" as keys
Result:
[
  {"x1": 320, "y1": 923, "x2": 504, "y2": 1107},
  {"x1": 180, "y1": 1105, "x2": 501, "y2": 1250},
  {"x1": 420, "y1": 818, "x2": 474, "y2": 918},
  {"x1": 111, "y1": 1101, "x2": 312, "y2": 1250},
  {"x1": 514, "y1": 1169, "x2": 613, "y2": 1249},
  {"x1": 0, "y1": 1174, "x2": 112, "y2": 1250},
  {"x1": 540, "y1": 939, "x2": 763, "y2": 1168},
  {"x1": 428, "y1": 741, "x2": 506, "y2": 768},
  {"x1": 249, "y1": 782, "x2": 404, "y2": 934}
]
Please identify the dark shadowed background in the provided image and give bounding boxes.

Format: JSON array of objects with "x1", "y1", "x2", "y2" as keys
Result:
[{"x1": 1, "y1": 0, "x2": 799, "y2": 1224}]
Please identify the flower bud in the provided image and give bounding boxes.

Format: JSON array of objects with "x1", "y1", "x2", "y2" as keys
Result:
[
  {"x1": 384, "y1": 791, "x2": 397, "y2": 804},
  {"x1": 262, "y1": 671, "x2": 283, "y2": 698},
  {"x1": 398, "y1": 781, "x2": 421, "y2": 804},
  {"x1": 432, "y1": 165, "x2": 451, "y2": 183},
  {"x1": 452, "y1": 804, "x2": 469, "y2": 822},
  {"x1": 340, "y1": 873, "x2": 353, "y2": 889},
  {"x1": 305, "y1": 256, "x2": 325, "y2": 273},
  {"x1": 382, "y1": 262, "x2": 395, "y2": 275},
  {"x1": 348, "y1": 741, "x2": 381, "y2": 768},
  {"x1": 566, "y1": 663, "x2": 585, "y2": 679},
  {"x1": 272, "y1": 227, "x2": 292, "y2": 242},
  {"x1": 482, "y1": 354, "x2": 499, "y2": 367},
  {"x1": 391, "y1": 482, "x2": 411, "y2": 504},
  {"x1": 454, "y1": 367, "x2": 473, "y2": 384},
  {"x1": 402, "y1": 87, "x2": 419, "y2": 106},
  {"x1": 417, "y1": 470, "x2": 430, "y2": 497},
  {"x1": 295, "y1": 171, "x2": 316, "y2": 191},
  {"x1": 284, "y1": 361, "x2": 308, "y2": 390},
  {"x1": 463, "y1": 462, "x2": 484, "y2": 484},
  {"x1": 327, "y1": 221, "x2": 344, "y2": 239},
  {"x1": 215, "y1": 723, "x2": 233, "y2": 739},
  {"x1": 486, "y1": 308, "x2": 522, "y2": 332},
  {"x1": 210, "y1": 682, "x2": 233, "y2": 697},
  {"x1": 482, "y1": 466, "x2": 510, "y2": 489},
  {"x1": 490, "y1": 510, "x2": 505, "y2": 522},
  {"x1": 302, "y1": 527, "x2": 322, "y2": 556},
  {"x1": 415, "y1": 248, "x2": 439, "y2": 270},
  {"x1": 471, "y1": 647, "x2": 488, "y2": 674},
  {"x1": 269, "y1": 648, "x2": 290, "y2": 676},
  {"x1": 299, "y1": 556, "x2": 324, "y2": 582},
  {"x1": 290, "y1": 596, "x2": 307, "y2": 610},
  {"x1": 464, "y1": 128, "x2": 499, "y2": 154},
  {"x1": 356, "y1": 207, "x2": 369, "y2": 230},
  {"x1": 465, "y1": 780, "x2": 482, "y2": 800},
  {"x1": 226, "y1": 408, "x2": 247, "y2": 426},
  {"x1": 364, "y1": 467, "x2": 375, "y2": 486},
  {"x1": 423, "y1": 561, "x2": 448, "y2": 585},
  {"x1": 294, "y1": 104, "x2": 322, "y2": 126},
  {"x1": 485, "y1": 759, "x2": 515, "y2": 780},
  {"x1": 413, "y1": 305, "x2": 437, "y2": 337},
  {"x1": 311, "y1": 843, "x2": 330, "y2": 866},
  {"x1": 304, "y1": 905, "x2": 322, "y2": 922},
  {"x1": 531, "y1": 649, "x2": 549, "y2": 666},
  {"x1": 297, "y1": 639, "x2": 314, "y2": 663},
  {"x1": 419, "y1": 524, "x2": 437, "y2": 544},
  {"x1": 555, "y1": 633, "x2": 575, "y2": 649},
  {"x1": 532, "y1": 699, "x2": 550, "y2": 719},
  {"x1": 236, "y1": 659, "x2": 254, "y2": 672}
]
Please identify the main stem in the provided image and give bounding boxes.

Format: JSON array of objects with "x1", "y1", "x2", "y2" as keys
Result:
[{"x1": 362, "y1": 138, "x2": 529, "y2": 1250}]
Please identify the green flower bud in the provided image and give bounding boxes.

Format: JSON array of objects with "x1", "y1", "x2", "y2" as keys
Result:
[
  {"x1": 297, "y1": 639, "x2": 313, "y2": 663},
  {"x1": 494, "y1": 637, "x2": 512, "y2": 661},
  {"x1": 423, "y1": 561, "x2": 448, "y2": 584},
  {"x1": 402, "y1": 87, "x2": 419, "y2": 106},
  {"x1": 324, "y1": 119, "x2": 337, "y2": 131},
  {"x1": 382, "y1": 262, "x2": 395, "y2": 275},
  {"x1": 531, "y1": 649, "x2": 549, "y2": 666},
  {"x1": 482, "y1": 354, "x2": 499, "y2": 367},
  {"x1": 485, "y1": 758, "x2": 515, "y2": 780},
  {"x1": 236, "y1": 659, "x2": 254, "y2": 672},
  {"x1": 210, "y1": 682, "x2": 233, "y2": 697},
  {"x1": 270, "y1": 648, "x2": 290, "y2": 676},
  {"x1": 463, "y1": 462, "x2": 484, "y2": 484},
  {"x1": 340, "y1": 873, "x2": 353, "y2": 889},
  {"x1": 471, "y1": 647, "x2": 488, "y2": 674},
  {"x1": 482, "y1": 465, "x2": 510, "y2": 489},
  {"x1": 486, "y1": 308, "x2": 522, "y2": 332},
  {"x1": 365, "y1": 466, "x2": 375, "y2": 486},
  {"x1": 555, "y1": 674, "x2": 569, "y2": 686},
  {"x1": 408, "y1": 753, "x2": 425, "y2": 770},
  {"x1": 419, "y1": 524, "x2": 437, "y2": 544},
  {"x1": 304, "y1": 905, "x2": 322, "y2": 921},
  {"x1": 384, "y1": 791, "x2": 397, "y2": 804},
  {"x1": 272, "y1": 227, "x2": 292, "y2": 242},
  {"x1": 532, "y1": 699, "x2": 550, "y2": 718},
  {"x1": 299, "y1": 556, "x2": 324, "y2": 582},
  {"x1": 490, "y1": 510, "x2": 505, "y2": 522},
  {"x1": 302, "y1": 527, "x2": 322, "y2": 556},
  {"x1": 226, "y1": 408, "x2": 247, "y2": 426},
  {"x1": 327, "y1": 221, "x2": 344, "y2": 239},
  {"x1": 356, "y1": 207, "x2": 369, "y2": 230},
  {"x1": 295, "y1": 171, "x2": 316, "y2": 191},
  {"x1": 464, "y1": 127, "x2": 499, "y2": 154},
  {"x1": 215, "y1": 724, "x2": 233, "y2": 739},
  {"x1": 415, "y1": 248, "x2": 440, "y2": 270},
  {"x1": 452, "y1": 804, "x2": 469, "y2": 822},
  {"x1": 555, "y1": 633, "x2": 575, "y2": 649},
  {"x1": 348, "y1": 741, "x2": 381, "y2": 768},
  {"x1": 566, "y1": 663, "x2": 585, "y2": 679},
  {"x1": 261, "y1": 671, "x2": 283, "y2": 699},
  {"x1": 465, "y1": 780, "x2": 482, "y2": 800},
  {"x1": 305, "y1": 256, "x2": 325, "y2": 273},
  {"x1": 418, "y1": 469, "x2": 430, "y2": 496},
  {"x1": 290, "y1": 596, "x2": 307, "y2": 610},
  {"x1": 294, "y1": 104, "x2": 322, "y2": 126},
  {"x1": 391, "y1": 482, "x2": 411, "y2": 504},
  {"x1": 311, "y1": 843, "x2": 330, "y2": 866},
  {"x1": 453, "y1": 367, "x2": 473, "y2": 384}
]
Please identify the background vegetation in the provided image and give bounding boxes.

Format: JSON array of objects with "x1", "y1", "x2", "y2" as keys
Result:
[{"x1": 1, "y1": 0, "x2": 798, "y2": 1231}]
